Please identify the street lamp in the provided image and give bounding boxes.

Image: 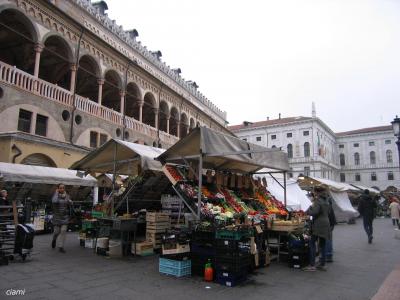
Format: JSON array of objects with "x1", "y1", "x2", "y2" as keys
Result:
[{"x1": 391, "y1": 115, "x2": 400, "y2": 172}]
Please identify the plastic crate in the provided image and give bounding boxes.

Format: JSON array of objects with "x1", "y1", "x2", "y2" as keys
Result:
[
  {"x1": 91, "y1": 211, "x2": 104, "y2": 218},
  {"x1": 215, "y1": 271, "x2": 247, "y2": 287},
  {"x1": 215, "y1": 227, "x2": 253, "y2": 240},
  {"x1": 159, "y1": 258, "x2": 191, "y2": 277},
  {"x1": 191, "y1": 242, "x2": 216, "y2": 256},
  {"x1": 215, "y1": 255, "x2": 252, "y2": 273},
  {"x1": 215, "y1": 239, "x2": 250, "y2": 252},
  {"x1": 82, "y1": 220, "x2": 97, "y2": 230}
]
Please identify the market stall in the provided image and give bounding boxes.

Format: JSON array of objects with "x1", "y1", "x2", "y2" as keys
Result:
[
  {"x1": 298, "y1": 176, "x2": 360, "y2": 222},
  {"x1": 0, "y1": 162, "x2": 97, "y2": 232}
]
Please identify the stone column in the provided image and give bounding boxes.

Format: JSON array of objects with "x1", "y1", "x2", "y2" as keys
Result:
[
  {"x1": 33, "y1": 44, "x2": 44, "y2": 78},
  {"x1": 97, "y1": 79, "x2": 104, "y2": 105},
  {"x1": 69, "y1": 64, "x2": 77, "y2": 93},
  {"x1": 139, "y1": 101, "x2": 144, "y2": 122},
  {"x1": 177, "y1": 121, "x2": 181, "y2": 139},
  {"x1": 166, "y1": 117, "x2": 170, "y2": 134},
  {"x1": 154, "y1": 108, "x2": 159, "y2": 129},
  {"x1": 120, "y1": 91, "x2": 125, "y2": 114}
]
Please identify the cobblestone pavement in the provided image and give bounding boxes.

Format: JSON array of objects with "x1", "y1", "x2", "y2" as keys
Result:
[{"x1": 1, "y1": 218, "x2": 399, "y2": 300}]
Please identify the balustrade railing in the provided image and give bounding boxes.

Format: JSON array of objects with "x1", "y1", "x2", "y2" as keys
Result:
[{"x1": 0, "y1": 61, "x2": 179, "y2": 146}]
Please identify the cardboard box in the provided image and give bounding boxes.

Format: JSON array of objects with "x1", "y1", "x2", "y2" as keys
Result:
[{"x1": 250, "y1": 237, "x2": 257, "y2": 254}]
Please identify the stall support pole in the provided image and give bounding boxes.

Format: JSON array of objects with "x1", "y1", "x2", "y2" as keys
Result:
[
  {"x1": 283, "y1": 171, "x2": 287, "y2": 208},
  {"x1": 111, "y1": 143, "x2": 117, "y2": 216},
  {"x1": 197, "y1": 153, "x2": 203, "y2": 220},
  {"x1": 93, "y1": 187, "x2": 99, "y2": 205}
]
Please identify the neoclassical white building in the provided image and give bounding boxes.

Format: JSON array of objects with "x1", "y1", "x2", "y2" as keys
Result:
[{"x1": 229, "y1": 113, "x2": 399, "y2": 191}]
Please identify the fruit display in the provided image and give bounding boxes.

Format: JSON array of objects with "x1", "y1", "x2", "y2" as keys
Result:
[{"x1": 163, "y1": 164, "x2": 185, "y2": 183}]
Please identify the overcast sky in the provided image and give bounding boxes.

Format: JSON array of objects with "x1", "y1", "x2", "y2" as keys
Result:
[{"x1": 105, "y1": 0, "x2": 400, "y2": 133}]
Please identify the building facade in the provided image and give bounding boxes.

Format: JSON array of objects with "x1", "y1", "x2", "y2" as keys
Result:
[
  {"x1": 229, "y1": 117, "x2": 399, "y2": 191},
  {"x1": 0, "y1": 0, "x2": 228, "y2": 168}
]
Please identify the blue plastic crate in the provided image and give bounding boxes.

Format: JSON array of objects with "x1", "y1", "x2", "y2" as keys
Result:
[
  {"x1": 159, "y1": 258, "x2": 191, "y2": 277},
  {"x1": 215, "y1": 271, "x2": 247, "y2": 287}
]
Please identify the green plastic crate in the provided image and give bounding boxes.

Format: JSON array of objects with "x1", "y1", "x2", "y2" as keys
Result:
[{"x1": 91, "y1": 211, "x2": 105, "y2": 218}]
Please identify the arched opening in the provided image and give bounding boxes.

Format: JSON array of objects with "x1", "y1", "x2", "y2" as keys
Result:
[
  {"x1": 76, "y1": 55, "x2": 100, "y2": 102},
  {"x1": 21, "y1": 153, "x2": 57, "y2": 167},
  {"x1": 354, "y1": 152, "x2": 360, "y2": 165},
  {"x1": 287, "y1": 144, "x2": 293, "y2": 159},
  {"x1": 159, "y1": 101, "x2": 169, "y2": 133},
  {"x1": 102, "y1": 70, "x2": 122, "y2": 112},
  {"x1": 196, "y1": 121, "x2": 201, "y2": 128},
  {"x1": 180, "y1": 113, "x2": 189, "y2": 138},
  {"x1": 169, "y1": 107, "x2": 179, "y2": 137},
  {"x1": 142, "y1": 92, "x2": 156, "y2": 127},
  {"x1": 125, "y1": 82, "x2": 141, "y2": 119},
  {"x1": 304, "y1": 142, "x2": 310, "y2": 157},
  {"x1": 189, "y1": 118, "x2": 195, "y2": 132},
  {"x1": 39, "y1": 35, "x2": 73, "y2": 90},
  {"x1": 0, "y1": 9, "x2": 37, "y2": 74}
]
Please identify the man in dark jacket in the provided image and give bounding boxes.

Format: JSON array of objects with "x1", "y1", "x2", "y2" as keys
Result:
[
  {"x1": 326, "y1": 194, "x2": 336, "y2": 262},
  {"x1": 358, "y1": 189, "x2": 377, "y2": 244},
  {"x1": 51, "y1": 184, "x2": 72, "y2": 253},
  {"x1": 303, "y1": 186, "x2": 331, "y2": 271}
]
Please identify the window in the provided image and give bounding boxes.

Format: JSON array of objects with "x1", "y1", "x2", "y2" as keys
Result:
[
  {"x1": 287, "y1": 133, "x2": 292, "y2": 138},
  {"x1": 242, "y1": 138, "x2": 247, "y2": 141},
  {"x1": 388, "y1": 172, "x2": 394, "y2": 180},
  {"x1": 304, "y1": 142, "x2": 310, "y2": 157},
  {"x1": 339, "y1": 144, "x2": 344, "y2": 149},
  {"x1": 340, "y1": 173, "x2": 346, "y2": 182},
  {"x1": 304, "y1": 166, "x2": 310, "y2": 176},
  {"x1": 271, "y1": 145, "x2": 277, "y2": 148},
  {"x1": 385, "y1": 140, "x2": 391, "y2": 145},
  {"x1": 303, "y1": 131, "x2": 309, "y2": 136},
  {"x1": 370, "y1": 151, "x2": 376, "y2": 165},
  {"x1": 17, "y1": 109, "x2": 32, "y2": 133},
  {"x1": 371, "y1": 172, "x2": 377, "y2": 181},
  {"x1": 386, "y1": 150, "x2": 393, "y2": 163},
  {"x1": 256, "y1": 136, "x2": 262, "y2": 142},
  {"x1": 354, "y1": 152, "x2": 360, "y2": 165},
  {"x1": 355, "y1": 173, "x2": 361, "y2": 181},
  {"x1": 287, "y1": 144, "x2": 293, "y2": 158},
  {"x1": 99, "y1": 133, "x2": 108, "y2": 146},
  {"x1": 340, "y1": 153, "x2": 345, "y2": 166},
  {"x1": 288, "y1": 173, "x2": 293, "y2": 178},
  {"x1": 271, "y1": 135, "x2": 276, "y2": 140},
  {"x1": 35, "y1": 114, "x2": 48, "y2": 136},
  {"x1": 369, "y1": 141, "x2": 375, "y2": 146},
  {"x1": 353, "y1": 143, "x2": 359, "y2": 147},
  {"x1": 90, "y1": 131, "x2": 98, "y2": 148}
]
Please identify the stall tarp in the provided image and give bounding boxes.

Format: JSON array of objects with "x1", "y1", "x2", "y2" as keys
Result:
[
  {"x1": 0, "y1": 162, "x2": 97, "y2": 186},
  {"x1": 350, "y1": 184, "x2": 380, "y2": 194},
  {"x1": 157, "y1": 127, "x2": 289, "y2": 173},
  {"x1": 70, "y1": 139, "x2": 165, "y2": 175},
  {"x1": 263, "y1": 175, "x2": 311, "y2": 211},
  {"x1": 308, "y1": 176, "x2": 359, "y2": 192},
  {"x1": 329, "y1": 190, "x2": 359, "y2": 222}
]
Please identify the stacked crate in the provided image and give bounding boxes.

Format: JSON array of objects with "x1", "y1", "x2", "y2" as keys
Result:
[
  {"x1": 214, "y1": 226, "x2": 253, "y2": 287},
  {"x1": 146, "y1": 212, "x2": 170, "y2": 250},
  {"x1": 190, "y1": 228, "x2": 216, "y2": 276},
  {"x1": 161, "y1": 195, "x2": 185, "y2": 225}
]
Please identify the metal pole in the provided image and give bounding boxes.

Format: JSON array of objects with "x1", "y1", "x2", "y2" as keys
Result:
[
  {"x1": 283, "y1": 171, "x2": 287, "y2": 208},
  {"x1": 111, "y1": 142, "x2": 117, "y2": 216},
  {"x1": 197, "y1": 153, "x2": 203, "y2": 220}
]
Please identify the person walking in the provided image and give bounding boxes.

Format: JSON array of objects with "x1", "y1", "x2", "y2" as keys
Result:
[
  {"x1": 388, "y1": 198, "x2": 400, "y2": 230},
  {"x1": 303, "y1": 186, "x2": 331, "y2": 272},
  {"x1": 51, "y1": 184, "x2": 72, "y2": 253},
  {"x1": 326, "y1": 194, "x2": 337, "y2": 262},
  {"x1": 358, "y1": 189, "x2": 377, "y2": 244}
]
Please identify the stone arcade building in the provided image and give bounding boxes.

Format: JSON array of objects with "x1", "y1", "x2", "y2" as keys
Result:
[{"x1": 0, "y1": 0, "x2": 228, "y2": 168}]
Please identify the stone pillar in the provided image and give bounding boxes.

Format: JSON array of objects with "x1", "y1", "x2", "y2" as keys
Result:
[
  {"x1": 166, "y1": 117, "x2": 170, "y2": 134},
  {"x1": 139, "y1": 101, "x2": 144, "y2": 122},
  {"x1": 177, "y1": 121, "x2": 181, "y2": 139},
  {"x1": 120, "y1": 91, "x2": 125, "y2": 114},
  {"x1": 154, "y1": 108, "x2": 159, "y2": 129},
  {"x1": 97, "y1": 79, "x2": 104, "y2": 105},
  {"x1": 69, "y1": 64, "x2": 77, "y2": 93},
  {"x1": 33, "y1": 44, "x2": 44, "y2": 78}
]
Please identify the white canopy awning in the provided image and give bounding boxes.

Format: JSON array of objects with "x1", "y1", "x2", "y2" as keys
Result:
[
  {"x1": 157, "y1": 127, "x2": 289, "y2": 173},
  {"x1": 0, "y1": 162, "x2": 97, "y2": 187},
  {"x1": 307, "y1": 176, "x2": 359, "y2": 192},
  {"x1": 70, "y1": 139, "x2": 165, "y2": 175},
  {"x1": 350, "y1": 184, "x2": 380, "y2": 194}
]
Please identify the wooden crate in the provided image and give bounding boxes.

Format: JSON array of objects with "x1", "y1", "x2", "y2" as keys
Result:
[
  {"x1": 134, "y1": 241, "x2": 154, "y2": 255},
  {"x1": 270, "y1": 224, "x2": 303, "y2": 232},
  {"x1": 146, "y1": 212, "x2": 170, "y2": 223},
  {"x1": 162, "y1": 243, "x2": 190, "y2": 255}
]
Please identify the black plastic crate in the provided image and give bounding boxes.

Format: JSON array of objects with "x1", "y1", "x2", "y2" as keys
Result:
[
  {"x1": 215, "y1": 255, "x2": 251, "y2": 273},
  {"x1": 191, "y1": 230, "x2": 215, "y2": 243},
  {"x1": 215, "y1": 271, "x2": 247, "y2": 287},
  {"x1": 215, "y1": 249, "x2": 251, "y2": 260},
  {"x1": 160, "y1": 253, "x2": 191, "y2": 261},
  {"x1": 191, "y1": 242, "x2": 216, "y2": 256},
  {"x1": 215, "y1": 239, "x2": 250, "y2": 253}
]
